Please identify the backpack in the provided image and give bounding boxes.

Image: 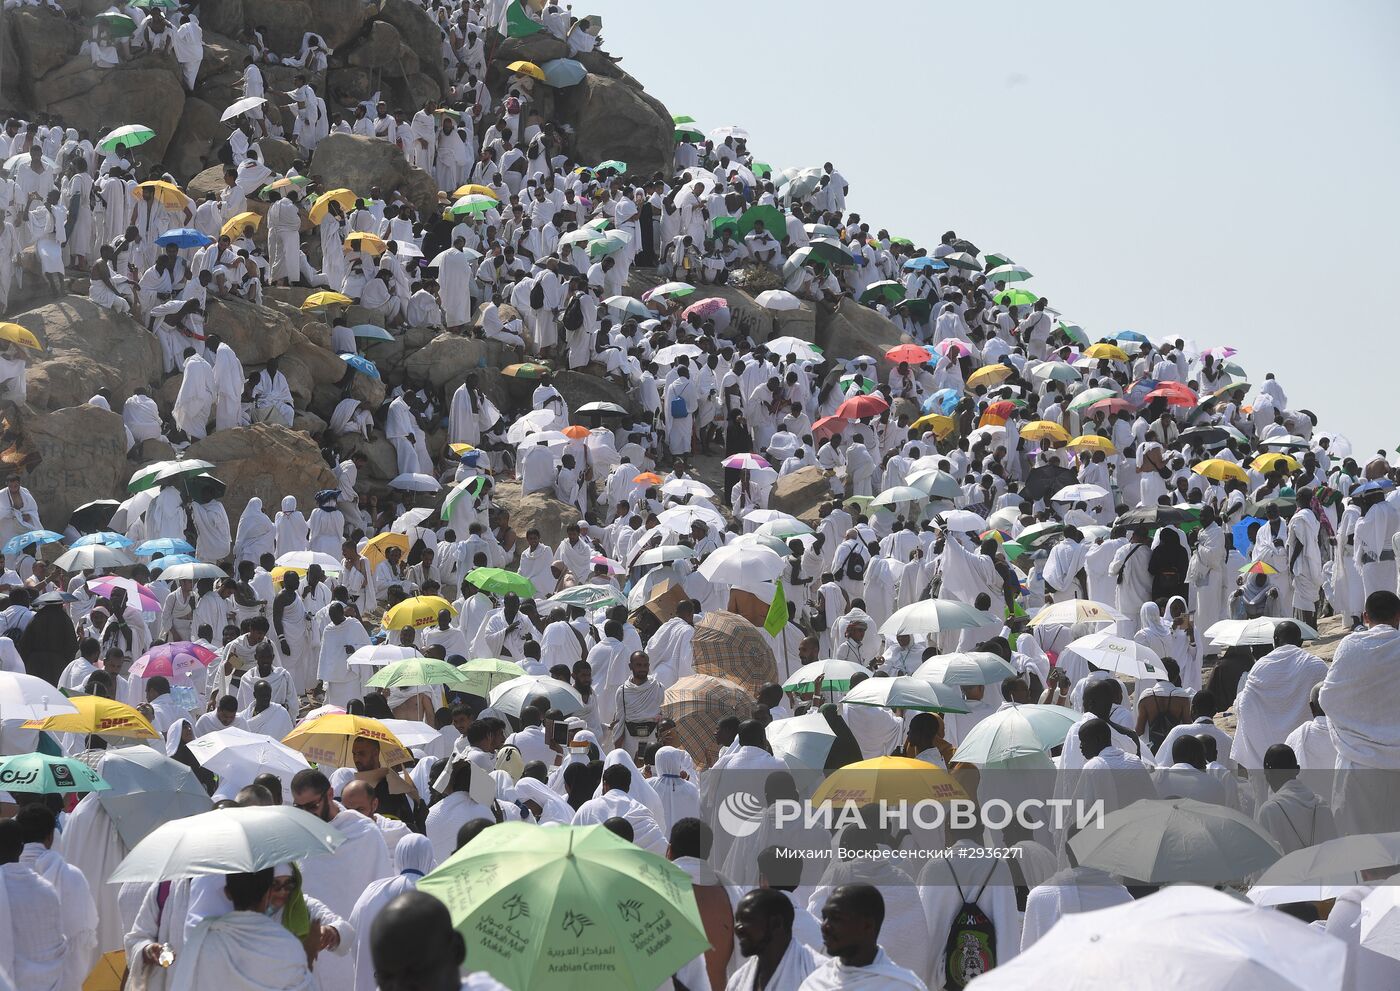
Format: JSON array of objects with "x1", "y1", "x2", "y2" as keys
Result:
[
  {"x1": 529, "y1": 280, "x2": 545, "y2": 310},
  {"x1": 563, "y1": 294, "x2": 584, "y2": 331},
  {"x1": 943, "y1": 869, "x2": 997, "y2": 990},
  {"x1": 670, "y1": 395, "x2": 689, "y2": 418},
  {"x1": 839, "y1": 547, "x2": 866, "y2": 581}
]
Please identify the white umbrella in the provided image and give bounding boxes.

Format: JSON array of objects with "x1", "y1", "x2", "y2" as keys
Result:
[
  {"x1": 708, "y1": 124, "x2": 749, "y2": 142},
  {"x1": 184, "y1": 726, "x2": 310, "y2": 792},
  {"x1": 971, "y1": 885, "x2": 1345, "y2": 991},
  {"x1": 1052, "y1": 483, "x2": 1110, "y2": 502},
  {"x1": 743, "y1": 508, "x2": 799, "y2": 526},
  {"x1": 220, "y1": 96, "x2": 267, "y2": 122},
  {"x1": 879, "y1": 600, "x2": 997, "y2": 638},
  {"x1": 0, "y1": 672, "x2": 78, "y2": 721},
  {"x1": 1253, "y1": 831, "x2": 1400, "y2": 886},
  {"x1": 1206, "y1": 617, "x2": 1319, "y2": 647},
  {"x1": 1060, "y1": 632, "x2": 1166, "y2": 680},
  {"x1": 763, "y1": 336, "x2": 822, "y2": 362},
  {"x1": 755, "y1": 518, "x2": 814, "y2": 539},
  {"x1": 658, "y1": 505, "x2": 725, "y2": 534},
  {"x1": 950, "y1": 704, "x2": 1080, "y2": 765},
  {"x1": 378, "y1": 718, "x2": 446, "y2": 750},
  {"x1": 937, "y1": 509, "x2": 988, "y2": 532},
  {"x1": 841, "y1": 676, "x2": 970, "y2": 714},
  {"x1": 54, "y1": 543, "x2": 134, "y2": 572},
  {"x1": 390, "y1": 508, "x2": 436, "y2": 534},
  {"x1": 633, "y1": 545, "x2": 695, "y2": 567},
  {"x1": 488, "y1": 675, "x2": 583, "y2": 718},
  {"x1": 871, "y1": 485, "x2": 926, "y2": 508},
  {"x1": 1028, "y1": 599, "x2": 1126, "y2": 628},
  {"x1": 660, "y1": 478, "x2": 714, "y2": 499},
  {"x1": 755, "y1": 291, "x2": 802, "y2": 313},
  {"x1": 347, "y1": 644, "x2": 423, "y2": 667},
  {"x1": 697, "y1": 544, "x2": 785, "y2": 585},
  {"x1": 506, "y1": 408, "x2": 559, "y2": 444},
  {"x1": 905, "y1": 468, "x2": 962, "y2": 500},
  {"x1": 1070, "y1": 798, "x2": 1282, "y2": 883},
  {"x1": 766, "y1": 713, "x2": 837, "y2": 771},
  {"x1": 389, "y1": 472, "x2": 441, "y2": 492},
  {"x1": 653, "y1": 343, "x2": 703, "y2": 365},
  {"x1": 1361, "y1": 885, "x2": 1400, "y2": 962},
  {"x1": 912, "y1": 651, "x2": 1018, "y2": 687},
  {"x1": 275, "y1": 550, "x2": 342, "y2": 573},
  {"x1": 1247, "y1": 883, "x2": 1356, "y2": 907},
  {"x1": 109, "y1": 805, "x2": 343, "y2": 882},
  {"x1": 780, "y1": 658, "x2": 868, "y2": 694},
  {"x1": 158, "y1": 561, "x2": 228, "y2": 582}
]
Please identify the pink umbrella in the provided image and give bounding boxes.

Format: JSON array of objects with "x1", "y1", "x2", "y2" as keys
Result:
[
  {"x1": 1203, "y1": 346, "x2": 1237, "y2": 360},
  {"x1": 722, "y1": 453, "x2": 771, "y2": 470},
  {"x1": 89, "y1": 575, "x2": 161, "y2": 612},
  {"x1": 129, "y1": 641, "x2": 218, "y2": 679},
  {"x1": 589, "y1": 554, "x2": 624, "y2": 575},
  {"x1": 681, "y1": 297, "x2": 728, "y2": 322},
  {"x1": 934, "y1": 339, "x2": 974, "y2": 359}
]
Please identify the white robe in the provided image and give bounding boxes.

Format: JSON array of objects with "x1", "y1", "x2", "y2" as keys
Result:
[
  {"x1": 0, "y1": 863, "x2": 66, "y2": 991},
  {"x1": 728, "y1": 938, "x2": 825, "y2": 991},
  {"x1": 168, "y1": 911, "x2": 312, "y2": 991},
  {"x1": 796, "y1": 948, "x2": 926, "y2": 991},
  {"x1": 298, "y1": 809, "x2": 392, "y2": 991},
  {"x1": 19, "y1": 844, "x2": 98, "y2": 991}
]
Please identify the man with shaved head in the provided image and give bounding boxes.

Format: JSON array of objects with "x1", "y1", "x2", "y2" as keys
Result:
[
  {"x1": 800, "y1": 884, "x2": 926, "y2": 989},
  {"x1": 370, "y1": 890, "x2": 505, "y2": 990}
]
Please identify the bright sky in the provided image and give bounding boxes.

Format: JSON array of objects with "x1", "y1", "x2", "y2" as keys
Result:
[{"x1": 584, "y1": 0, "x2": 1399, "y2": 461}]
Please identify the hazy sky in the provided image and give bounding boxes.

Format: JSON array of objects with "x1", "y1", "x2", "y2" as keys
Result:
[{"x1": 584, "y1": 0, "x2": 1399, "y2": 459}]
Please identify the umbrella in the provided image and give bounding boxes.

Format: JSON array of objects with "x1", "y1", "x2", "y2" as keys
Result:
[
  {"x1": 691, "y1": 610, "x2": 778, "y2": 697},
  {"x1": 94, "y1": 10, "x2": 137, "y2": 35},
  {"x1": 184, "y1": 726, "x2": 309, "y2": 791},
  {"x1": 388, "y1": 472, "x2": 440, "y2": 492},
  {"x1": 23, "y1": 694, "x2": 152, "y2": 736},
  {"x1": 1060, "y1": 632, "x2": 1165, "y2": 679},
  {"x1": 756, "y1": 290, "x2": 803, "y2": 312},
  {"x1": 912, "y1": 651, "x2": 1018, "y2": 687},
  {"x1": 841, "y1": 676, "x2": 970, "y2": 714},
  {"x1": 662, "y1": 675, "x2": 755, "y2": 768},
  {"x1": 466, "y1": 566, "x2": 537, "y2": 598},
  {"x1": 906, "y1": 466, "x2": 961, "y2": 499},
  {"x1": 220, "y1": 210, "x2": 261, "y2": 239},
  {"x1": 968, "y1": 363, "x2": 1014, "y2": 389},
  {"x1": 0, "y1": 753, "x2": 108, "y2": 794},
  {"x1": 697, "y1": 544, "x2": 785, "y2": 585},
  {"x1": 951, "y1": 704, "x2": 1080, "y2": 765},
  {"x1": 1083, "y1": 342, "x2": 1130, "y2": 361},
  {"x1": 220, "y1": 97, "x2": 268, "y2": 124},
  {"x1": 136, "y1": 537, "x2": 194, "y2": 557},
  {"x1": 1205, "y1": 617, "x2": 1319, "y2": 647},
  {"x1": 1194, "y1": 458, "x2": 1250, "y2": 483},
  {"x1": 643, "y1": 281, "x2": 696, "y2": 302},
  {"x1": 418, "y1": 823, "x2": 708, "y2": 991},
  {"x1": 657, "y1": 505, "x2": 727, "y2": 536},
  {"x1": 995, "y1": 287, "x2": 1039, "y2": 308},
  {"x1": 455, "y1": 658, "x2": 527, "y2": 697},
  {"x1": 870, "y1": 485, "x2": 925, "y2": 509},
  {"x1": 366, "y1": 657, "x2": 471, "y2": 690},
  {"x1": 1254, "y1": 831, "x2": 1400, "y2": 887},
  {"x1": 938, "y1": 509, "x2": 988, "y2": 533},
  {"x1": 879, "y1": 601, "x2": 998, "y2": 638},
  {"x1": 985, "y1": 263, "x2": 1033, "y2": 283},
  {"x1": 811, "y1": 755, "x2": 967, "y2": 806},
  {"x1": 1110, "y1": 504, "x2": 1198, "y2": 536},
  {"x1": 136, "y1": 180, "x2": 190, "y2": 210},
  {"x1": 84, "y1": 951, "x2": 127, "y2": 991},
  {"x1": 346, "y1": 644, "x2": 423, "y2": 668},
  {"x1": 506, "y1": 58, "x2": 545, "y2": 80},
  {"x1": 902, "y1": 256, "x2": 949, "y2": 272},
  {"x1": 603, "y1": 295, "x2": 650, "y2": 319},
  {"x1": 88, "y1": 576, "x2": 161, "y2": 612},
  {"x1": 153, "y1": 227, "x2": 212, "y2": 248},
  {"x1": 302, "y1": 291, "x2": 354, "y2": 310},
  {"x1": 362, "y1": 533, "x2": 411, "y2": 574},
  {"x1": 593, "y1": 159, "x2": 628, "y2": 174},
  {"x1": 283, "y1": 713, "x2": 411, "y2": 768},
  {"x1": 722, "y1": 452, "x2": 771, "y2": 470},
  {"x1": 489, "y1": 675, "x2": 584, "y2": 718},
  {"x1": 1070, "y1": 798, "x2": 1282, "y2": 883},
  {"x1": 781, "y1": 658, "x2": 869, "y2": 694},
  {"x1": 635, "y1": 543, "x2": 697, "y2": 566},
  {"x1": 681, "y1": 296, "x2": 728, "y2": 322},
  {"x1": 766, "y1": 712, "x2": 840, "y2": 770},
  {"x1": 305, "y1": 188, "x2": 358, "y2": 223},
  {"x1": 110, "y1": 805, "x2": 342, "y2": 882},
  {"x1": 82, "y1": 746, "x2": 213, "y2": 848},
  {"x1": 501, "y1": 362, "x2": 551, "y2": 379},
  {"x1": 1, "y1": 528, "x2": 64, "y2": 556},
  {"x1": 1052, "y1": 483, "x2": 1109, "y2": 503},
  {"x1": 547, "y1": 585, "x2": 624, "y2": 610},
  {"x1": 1020, "y1": 420, "x2": 1071, "y2": 443},
  {"x1": 1067, "y1": 387, "x2": 1120, "y2": 413},
  {"x1": 382, "y1": 595, "x2": 457, "y2": 630},
  {"x1": 128, "y1": 641, "x2": 218, "y2": 680},
  {"x1": 835, "y1": 394, "x2": 889, "y2": 419},
  {"x1": 1065, "y1": 434, "x2": 1117, "y2": 455},
  {"x1": 971, "y1": 885, "x2": 1344, "y2": 991},
  {"x1": 885, "y1": 343, "x2": 931, "y2": 364},
  {"x1": 275, "y1": 550, "x2": 341, "y2": 573},
  {"x1": 1253, "y1": 452, "x2": 1301, "y2": 474},
  {"x1": 943, "y1": 250, "x2": 981, "y2": 271},
  {"x1": 1029, "y1": 599, "x2": 1125, "y2": 628}
]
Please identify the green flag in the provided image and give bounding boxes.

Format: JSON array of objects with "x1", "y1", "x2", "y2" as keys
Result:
[
  {"x1": 504, "y1": 0, "x2": 544, "y2": 37},
  {"x1": 763, "y1": 579, "x2": 787, "y2": 636}
]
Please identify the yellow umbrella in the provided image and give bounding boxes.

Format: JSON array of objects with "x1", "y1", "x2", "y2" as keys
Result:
[
  {"x1": 1067, "y1": 434, "x2": 1117, "y2": 455},
  {"x1": 1020, "y1": 420, "x2": 1071, "y2": 443},
  {"x1": 1083, "y1": 342, "x2": 1129, "y2": 361},
  {"x1": 506, "y1": 59, "x2": 546, "y2": 81},
  {"x1": 344, "y1": 232, "x2": 387, "y2": 256},
  {"x1": 0, "y1": 322, "x2": 43, "y2": 351},
  {"x1": 220, "y1": 210, "x2": 261, "y2": 239},
  {"x1": 811, "y1": 756, "x2": 966, "y2": 807},
  {"x1": 283, "y1": 713, "x2": 410, "y2": 768},
  {"x1": 23, "y1": 695, "x2": 158, "y2": 739},
  {"x1": 1193, "y1": 458, "x2": 1249, "y2": 483},
  {"x1": 448, "y1": 443, "x2": 476, "y2": 456},
  {"x1": 136, "y1": 179, "x2": 191, "y2": 210},
  {"x1": 1252, "y1": 452, "x2": 1301, "y2": 474},
  {"x1": 83, "y1": 950, "x2": 128, "y2": 991},
  {"x1": 452, "y1": 183, "x2": 498, "y2": 200},
  {"x1": 308, "y1": 188, "x2": 358, "y2": 224},
  {"x1": 301, "y1": 291, "x2": 353, "y2": 311},
  {"x1": 363, "y1": 531, "x2": 409, "y2": 571},
  {"x1": 967, "y1": 363, "x2": 1013, "y2": 389},
  {"x1": 911, "y1": 412, "x2": 956, "y2": 438},
  {"x1": 382, "y1": 595, "x2": 458, "y2": 631}
]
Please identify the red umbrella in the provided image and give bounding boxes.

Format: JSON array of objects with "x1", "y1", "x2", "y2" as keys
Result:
[
  {"x1": 1088, "y1": 398, "x2": 1134, "y2": 415},
  {"x1": 1152, "y1": 381, "x2": 1197, "y2": 398},
  {"x1": 835, "y1": 394, "x2": 890, "y2": 419},
  {"x1": 813, "y1": 415, "x2": 847, "y2": 439},
  {"x1": 1145, "y1": 387, "x2": 1196, "y2": 408},
  {"x1": 985, "y1": 400, "x2": 1019, "y2": 419},
  {"x1": 885, "y1": 343, "x2": 932, "y2": 365}
]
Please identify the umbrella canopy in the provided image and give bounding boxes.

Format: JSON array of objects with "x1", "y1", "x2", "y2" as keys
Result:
[
  {"x1": 781, "y1": 658, "x2": 868, "y2": 694},
  {"x1": 835, "y1": 393, "x2": 889, "y2": 419},
  {"x1": 696, "y1": 544, "x2": 785, "y2": 585},
  {"x1": 879, "y1": 601, "x2": 997, "y2": 638},
  {"x1": 545, "y1": 585, "x2": 623, "y2": 609},
  {"x1": 913, "y1": 652, "x2": 1018, "y2": 687},
  {"x1": 346, "y1": 644, "x2": 422, "y2": 668},
  {"x1": 1, "y1": 528, "x2": 64, "y2": 556},
  {"x1": 1020, "y1": 420, "x2": 1071, "y2": 443},
  {"x1": 418, "y1": 823, "x2": 708, "y2": 991},
  {"x1": 185, "y1": 726, "x2": 309, "y2": 790},
  {"x1": 136, "y1": 180, "x2": 190, "y2": 210},
  {"x1": 1194, "y1": 458, "x2": 1250, "y2": 483},
  {"x1": 842, "y1": 676, "x2": 970, "y2": 714},
  {"x1": 88, "y1": 576, "x2": 161, "y2": 612},
  {"x1": 662, "y1": 675, "x2": 755, "y2": 768},
  {"x1": 153, "y1": 227, "x2": 212, "y2": 248},
  {"x1": 366, "y1": 657, "x2": 470, "y2": 690},
  {"x1": 283, "y1": 713, "x2": 410, "y2": 768},
  {"x1": 489, "y1": 675, "x2": 584, "y2": 719},
  {"x1": 466, "y1": 566, "x2": 536, "y2": 598},
  {"x1": 951, "y1": 704, "x2": 1080, "y2": 765},
  {"x1": 456, "y1": 658, "x2": 527, "y2": 697},
  {"x1": 1205, "y1": 617, "x2": 1319, "y2": 647},
  {"x1": 220, "y1": 210, "x2": 261, "y2": 239},
  {"x1": 1254, "y1": 831, "x2": 1400, "y2": 887},
  {"x1": 23, "y1": 694, "x2": 152, "y2": 736},
  {"x1": 657, "y1": 505, "x2": 726, "y2": 534},
  {"x1": 82, "y1": 746, "x2": 213, "y2": 848},
  {"x1": 765, "y1": 712, "x2": 839, "y2": 770},
  {"x1": 382, "y1": 595, "x2": 458, "y2": 630},
  {"x1": 1060, "y1": 632, "x2": 1166, "y2": 679},
  {"x1": 129, "y1": 641, "x2": 218, "y2": 680},
  {"x1": 0, "y1": 753, "x2": 109, "y2": 794},
  {"x1": 1029, "y1": 599, "x2": 1126, "y2": 628},
  {"x1": 812, "y1": 755, "x2": 967, "y2": 807},
  {"x1": 388, "y1": 471, "x2": 439, "y2": 491},
  {"x1": 302, "y1": 291, "x2": 354, "y2": 310},
  {"x1": 110, "y1": 805, "x2": 342, "y2": 882},
  {"x1": 1070, "y1": 798, "x2": 1282, "y2": 883},
  {"x1": 756, "y1": 290, "x2": 803, "y2": 313},
  {"x1": 690, "y1": 610, "x2": 777, "y2": 697},
  {"x1": 307, "y1": 188, "x2": 358, "y2": 223},
  {"x1": 135, "y1": 536, "x2": 193, "y2": 556}
]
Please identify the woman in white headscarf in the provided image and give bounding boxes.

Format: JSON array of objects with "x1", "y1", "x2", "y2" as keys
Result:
[
  {"x1": 650, "y1": 746, "x2": 700, "y2": 834},
  {"x1": 274, "y1": 495, "x2": 308, "y2": 557},
  {"x1": 1135, "y1": 599, "x2": 1189, "y2": 689},
  {"x1": 596, "y1": 748, "x2": 665, "y2": 827},
  {"x1": 232, "y1": 496, "x2": 275, "y2": 566},
  {"x1": 515, "y1": 776, "x2": 574, "y2": 824},
  {"x1": 347, "y1": 836, "x2": 434, "y2": 991}
]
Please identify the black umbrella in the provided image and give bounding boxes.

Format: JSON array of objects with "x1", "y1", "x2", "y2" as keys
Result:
[
  {"x1": 1110, "y1": 505, "x2": 1194, "y2": 536},
  {"x1": 185, "y1": 475, "x2": 227, "y2": 501},
  {"x1": 1023, "y1": 464, "x2": 1077, "y2": 503},
  {"x1": 69, "y1": 499, "x2": 120, "y2": 531}
]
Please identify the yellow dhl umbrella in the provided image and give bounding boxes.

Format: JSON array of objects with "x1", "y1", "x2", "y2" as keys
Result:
[
  {"x1": 812, "y1": 756, "x2": 966, "y2": 807},
  {"x1": 452, "y1": 183, "x2": 498, "y2": 200},
  {"x1": 220, "y1": 210, "x2": 261, "y2": 239},
  {"x1": 967, "y1": 363, "x2": 1013, "y2": 388},
  {"x1": 1067, "y1": 434, "x2": 1117, "y2": 454},
  {"x1": 0, "y1": 322, "x2": 43, "y2": 351},
  {"x1": 1083, "y1": 342, "x2": 1130, "y2": 362},
  {"x1": 84, "y1": 950, "x2": 128, "y2": 991},
  {"x1": 283, "y1": 713, "x2": 410, "y2": 768},
  {"x1": 506, "y1": 59, "x2": 546, "y2": 81},
  {"x1": 301, "y1": 291, "x2": 353, "y2": 310},
  {"x1": 308, "y1": 187, "x2": 358, "y2": 223},
  {"x1": 382, "y1": 594, "x2": 457, "y2": 631},
  {"x1": 1252, "y1": 452, "x2": 1301, "y2": 474},
  {"x1": 362, "y1": 531, "x2": 409, "y2": 571},
  {"x1": 136, "y1": 179, "x2": 191, "y2": 210},
  {"x1": 1020, "y1": 420, "x2": 1071, "y2": 443},
  {"x1": 1193, "y1": 458, "x2": 1249, "y2": 483},
  {"x1": 911, "y1": 412, "x2": 956, "y2": 438},
  {"x1": 24, "y1": 695, "x2": 158, "y2": 738},
  {"x1": 344, "y1": 231, "x2": 387, "y2": 256}
]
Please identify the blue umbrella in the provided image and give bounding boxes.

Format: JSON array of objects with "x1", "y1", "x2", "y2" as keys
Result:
[
  {"x1": 1231, "y1": 516, "x2": 1265, "y2": 556},
  {"x1": 339, "y1": 353, "x2": 381, "y2": 380},
  {"x1": 2, "y1": 529, "x2": 65, "y2": 556},
  {"x1": 154, "y1": 228, "x2": 214, "y2": 248},
  {"x1": 149, "y1": 553, "x2": 200, "y2": 566},
  {"x1": 541, "y1": 58, "x2": 587, "y2": 87},
  {"x1": 1353, "y1": 479, "x2": 1396, "y2": 497},
  {"x1": 136, "y1": 537, "x2": 194, "y2": 556},
  {"x1": 902, "y1": 257, "x2": 949, "y2": 272},
  {"x1": 350, "y1": 324, "x2": 395, "y2": 342},
  {"x1": 72, "y1": 531, "x2": 133, "y2": 548},
  {"x1": 922, "y1": 389, "x2": 960, "y2": 415},
  {"x1": 1113, "y1": 329, "x2": 1149, "y2": 344}
]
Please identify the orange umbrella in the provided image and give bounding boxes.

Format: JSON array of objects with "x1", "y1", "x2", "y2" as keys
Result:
[
  {"x1": 562, "y1": 425, "x2": 590, "y2": 439},
  {"x1": 633, "y1": 472, "x2": 663, "y2": 485},
  {"x1": 885, "y1": 343, "x2": 932, "y2": 365},
  {"x1": 813, "y1": 415, "x2": 847, "y2": 439}
]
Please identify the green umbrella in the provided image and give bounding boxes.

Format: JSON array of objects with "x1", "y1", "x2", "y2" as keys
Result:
[
  {"x1": 0, "y1": 753, "x2": 109, "y2": 794},
  {"x1": 995, "y1": 288, "x2": 1039, "y2": 307},
  {"x1": 711, "y1": 216, "x2": 739, "y2": 238},
  {"x1": 950, "y1": 704, "x2": 1082, "y2": 765},
  {"x1": 365, "y1": 658, "x2": 470, "y2": 690},
  {"x1": 671, "y1": 114, "x2": 696, "y2": 124},
  {"x1": 466, "y1": 567, "x2": 536, "y2": 598},
  {"x1": 673, "y1": 127, "x2": 704, "y2": 143},
  {"x1": 594, "y1": 159, "x2": 628, "y2": 174},
  {"x1": 450, "y1": 194, "x2": 498, "y2": 216},
  {"x1": 894, "y1": 296, "x2": 934, "y2": 320},
  {"x1": 456, "y1": 658, "x2": 527, "y2": 697},
  {"x1": 890, "y1": 236, "x2": 914, "y2": 247},
  {"x1": 983, "y1": 252, "x2": 1015, "y2": 270},
  {"x1": 95, "y1": 11, "x2": 137, "y2": 36},
  {"x1": 986, "y1": 263, "x2": 1033, "y2": 284},
  {"x1": 805, "y1": 238, "x2": 854, "y2": 266},
  {"x1": 1067, "y1": 387, "x2": 1119, "y2": 412},
  {"x1": 859, "y1": 280, "x2": 905, "y2": 306},
  {"x1": 752, "y1": 161, "x2": 773, "y2": 178},
  {"x1": 98, "y1": 124, "x2": 155, "y2": 154},
  {"x1": 839, "y1": 373, "x2": 876, "y2": 394},
  {"x1": 736, "y1": 203, "x2": 784, "y2": 239},
  {"x1": 441, "y1": 475, "x2": 490, "y2": 520},
  {"x1": 1057, "y1": 320, "x2": 1090, "y2": 346},
  {"x1": 419, "y1": 823, "x2": 708, "y2": 991},
  {"x1": 132, "y1": 0, "x2": 177, "y2": 8},
  {"x1": 547, "y1": 585, "x2": 623, "y2": 610}
]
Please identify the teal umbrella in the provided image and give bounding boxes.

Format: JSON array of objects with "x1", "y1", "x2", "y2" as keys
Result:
[
  {"x1": 593, "y1": 159, "x2": 628, "y2": 174},
  {"x1": 0, "y1": 753, "x2": 109, "y2": 794},
  {"x1": 540, "y1": 58, "x2": 586, "y2": 88}
]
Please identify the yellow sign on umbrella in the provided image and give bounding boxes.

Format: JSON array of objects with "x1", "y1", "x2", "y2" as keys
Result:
[
  {"x1": 0, "y1": 322, "x2": 43, "y2": 351},
  {"x1": 220, "y1": 210, "x2": 261, "y2": 239},
  {"x1": 1020, "y1": 420, "x2": 1071, "y2": 443},
  {"x1": 24, "y1": 695, "x2": 158, "y2": 739},
  {"x1": 1193, "y1": 458, "x2": 1249, "y2": 483},
  {"x1": 812, "y1": 755, "x2": 967, "y2": 807},
  {"x1": 968, "y1": 364, "x2": 1013, "y2": 389},
  {"x1": 382, "y1": 595, "x2": 457, "y2": 631},
  {"x1": 506, "y1": 59, "x2": 545, "y2": 81},
  {"x1": 308, "y1": 188, "x2": 358, "y2": 224},
  {"x1": 283, "y1": 713, "x2": 410, "y2": 768},
  {"x1": 1067, "y1": 434, "x2": 1117, "y2": 454}
]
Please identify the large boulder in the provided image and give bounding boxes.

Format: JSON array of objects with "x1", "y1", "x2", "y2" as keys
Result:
[
  {"x1": 240, "y1": 0, "x2": 373, "y2": 51},
  {"x1": 375, "y1": 0, "x2": 446, "y2": 89},
  {"x1": 20, "y1": 405, "x2": 129, "y2": 527},
  {"x1": 14, "y1": 297, "x2": 162, "y2": 410},
  {"x1": 187, "y1": 164, "x2": 227, "y2": 203},
  {"x1": 1, "y1": 9, "x2": 81, "y2": 104},
  {"x1": 686, "y1": 286, "x2": 773, "y2": 343},
  {"x1": 492, "y1": 482, "x2": 578, "y2": 548},
  {"x1": 770, "y1": 301, "x2": 818, "y2": 344},
  {"x1": 164, "y1": 97, "x2": 225, "y2": 183},
  {"x1": 402, "y1": 334, "x2": 515, "y2": 393},
  {"x1": 345, "y1": 20, "x2": 405, "y2": 70},
  {"x1": 196, "y1": 0, "x2": 245, "y2": 39},
  {"x1": 205, "y1": 297, "x2": 294, "y2": 365},
  {"x1": 308, "y1": 132, "x2": 439, "y2": 218},
  {"x1": 33, "y1": 57, "x2": 186, "y2": 163},
  {"x1": 552, "y1": 369, "x2": 642, "y2": 418},
  {"x1": 492, "y1": 34, "x2": 569, "y2": 69},
  {"x1": 186, "y1": 425, "x2": 337, "y2": 525},
  {"x1": 816, "y1": 298, "x2": 905, "y2": 368},
  {"x1": 556, "y1": 73, "x2": 672, "y2": 177},
  {"x1": 768, "y1": 466, "x2": 831, "y2": 524}
]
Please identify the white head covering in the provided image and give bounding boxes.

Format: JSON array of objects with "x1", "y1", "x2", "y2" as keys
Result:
[
  {"x1": 597, "y1": 748, "x2": 665, "y2": 825},
  {"x1": 394, "y1": 833, "x2": 435, "y2": 876},
  {"x1": 514, "y1": 777, "x2": 573, "y2": 824},
  {"x1": 164, "y1": 718, "x2": 191, "y2": 756}
]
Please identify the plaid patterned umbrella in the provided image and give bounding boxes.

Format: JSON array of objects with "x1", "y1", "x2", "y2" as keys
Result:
[
  {"x1": 661, "y1": 675, "x2": 755, "y2": 769},
  {"x1": 691, "y1": 610, "x2": 777, "y2": 696}
]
